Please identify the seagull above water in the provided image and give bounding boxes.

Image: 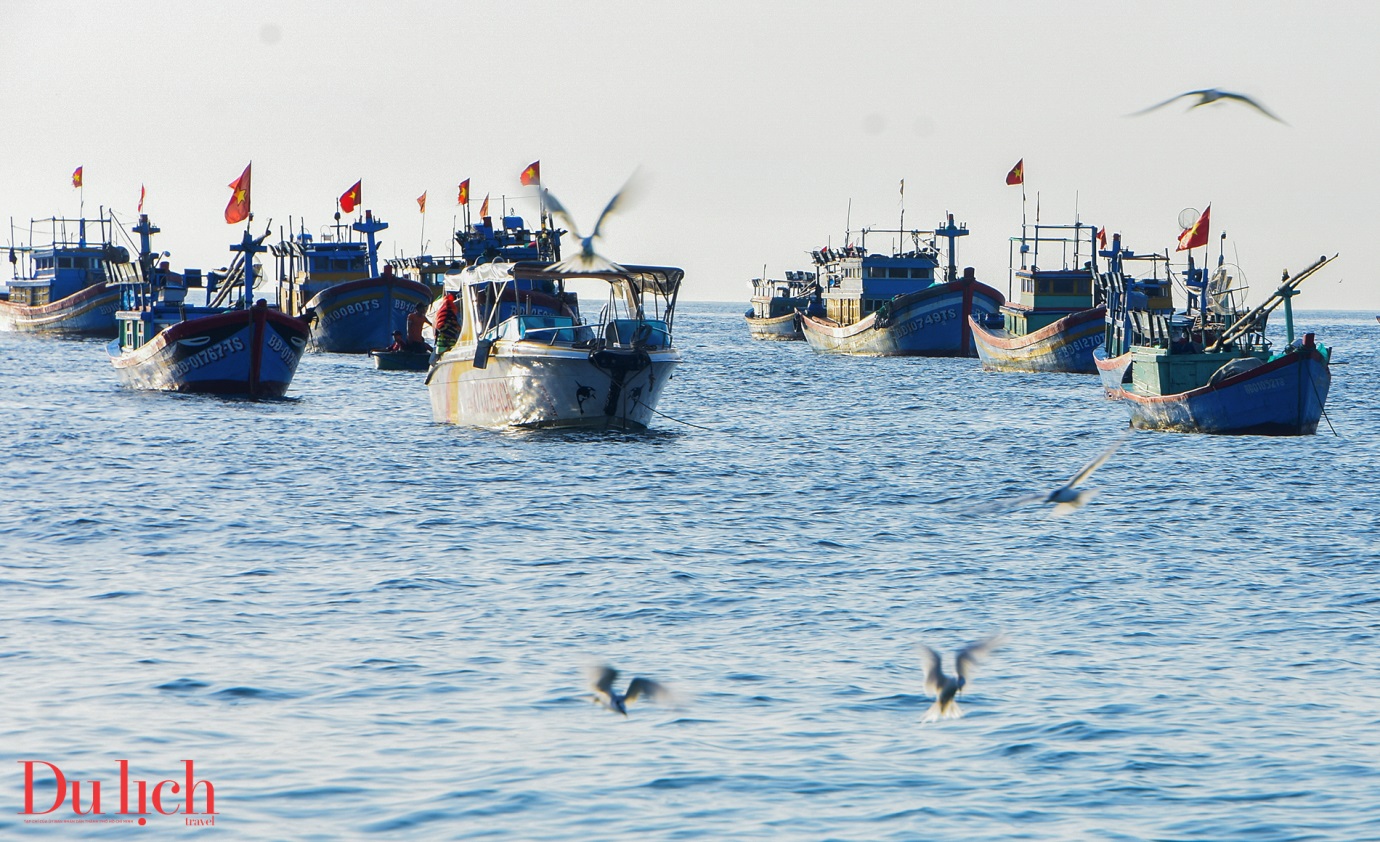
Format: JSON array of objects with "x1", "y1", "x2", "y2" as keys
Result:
[
  {"x1": 1129, "y1": 88, "x2": 1287, "y2": 124},
  {"x1": 920, "y1": 635, "x2": 1005, "y2": 722},
  {"x1": 587, "y1": 663, "x2": 672, "y2": 716},
  {"x1": 543, "y1": 171, "x2": 642, "y2": 273},
  {"x1": 1010, "y1": 433, "x2": 1128, "y2": 515}
]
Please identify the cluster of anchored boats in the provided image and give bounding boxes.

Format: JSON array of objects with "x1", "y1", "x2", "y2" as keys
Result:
[
  {"x1": 746, "y1": 211, "x2": 1336, "y2": 436},
  {"x1": 2, "y1": 203, "x2": 682, "y2": 430}
]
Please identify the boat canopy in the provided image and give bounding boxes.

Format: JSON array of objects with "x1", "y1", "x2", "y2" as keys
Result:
[{"x1": 509, "y1": 261, "x2": 683, "y2": 297}]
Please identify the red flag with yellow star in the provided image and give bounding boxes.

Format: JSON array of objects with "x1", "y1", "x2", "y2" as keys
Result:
[
  {"x1": 225, "y1": 163, "x2": 251, "y2": 224},
  {"x1": 480, "y1": 193, "x2": 490, "y2": 218},
  {"x1": 520, "y1": 161, "x2": 540, "y2": 186},
  {"x1": 457, "y1": 179, "x2": 470, "y2": 206},
  {"x1": 1005, "y1": 159, "x2": 1023, "y2": 186},
  {"x1": 72, "y1": 166, "x2": 83, "y2": 188},
  {"x1": 340, "y1": 180, "x2": 362, "y2": 213},
  {"x1": 417, "y1": 191, "x2": 427, "y2": 213},
  {"x1": 1176, "y1": 205, "x2": 1210, "y2": 252}
]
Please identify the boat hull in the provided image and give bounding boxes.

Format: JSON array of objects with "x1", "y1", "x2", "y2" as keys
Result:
[
  {"x1": 427, "y1": 342, "x2": 680, "y2": 430},
  {"x1": 1100, "y1": 346, "x2": 1331, "y2": 435},
  {"x1": 305, "y1": 277, "x2": 432, "y2": 353},
  {"x1": 970, "y1": 307, "x2": 1106, "y2": 373},
  {"x1": 108, "y1": 307, "x2": 310, "y2": 397},
  {"x1": 0, "y1": 283, "x2": 119, "y2": 336},
  {"x1": 744, "y1": 310, "x2": 803, "y2": 340},
  {"x1": 800, "y1": 279, "x2": 1004, "y2": 356}
]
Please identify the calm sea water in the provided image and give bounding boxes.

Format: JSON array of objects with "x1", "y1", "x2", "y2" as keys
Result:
[{"x1": 2, "y1": 305, "x2": 1378, "y2": 841}]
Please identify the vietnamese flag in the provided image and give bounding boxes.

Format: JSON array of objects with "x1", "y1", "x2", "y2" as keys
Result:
[
  {"x1": 138, "y1": 184, "x2": 146, "y2": 213},
  {"x1": 520, "y1": 160, "x2": 540, "y2": 186},
  {"x1": 1005, "y1": 159, "x2": 1023, "y2": 186},
  {"x1": 72, "y1": 166, "x2": 83, "y2": 188},
  {"x1": 1176, "y1": 205, "x2": 1211, "y2": 252},
  {"x1": 1097, "y1": 227, "x2": 1107, "y2": 249},
  {"x1": 417, "y1": 191, "x2": 427, "y2": 213},
  {"x1": 457, "y1": 179, "x2": 470, "y2": 206},
  {"x1": 340, "y1": 180, "x2": 362, "y2": 213},
  {"x1": 479, "y1": 193, "x2": 490, "y2": 218},
  {"x1": 225, "y1": 163, "x2": 251, "y2": 224}
]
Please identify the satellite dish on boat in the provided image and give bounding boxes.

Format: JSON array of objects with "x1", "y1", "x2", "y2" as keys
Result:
[
  {"x1": 1208, "y1": 263, "x2": 1248, "y2": 314},
  {"x1": 1177, "y1": 208, "x2": 1200, "y2": 230}
]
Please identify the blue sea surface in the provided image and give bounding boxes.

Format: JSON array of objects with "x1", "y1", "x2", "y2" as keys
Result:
[{"x1": 1, "y1": 306, "x2": 1378, "y2": 840}]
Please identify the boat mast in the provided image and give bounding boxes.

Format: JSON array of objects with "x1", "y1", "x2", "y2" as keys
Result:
[
  {"x1": 354, "y1": 210, "x2": 389, "y2": 278},
  {"x1": 933, "y1": 213, "x2": 969, "y2": 284}
]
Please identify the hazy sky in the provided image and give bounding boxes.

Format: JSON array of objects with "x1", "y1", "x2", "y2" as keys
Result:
[{"x1": 2, "y1": 1, "x2": 1376, "y2": 308}]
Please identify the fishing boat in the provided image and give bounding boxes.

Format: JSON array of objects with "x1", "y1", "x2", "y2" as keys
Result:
[
  {"x1": 969, "y1": 222, "x2": 1106, "y2": 373},
  {"x1": 106, "y1": 215, "x2": 310, "y2": 397},
  {"x1": 1, "y1": 215, "x2": 120, "y2": 336},
  {"x1": 744, "y1": 270, "x2": 820, "y2": 340},
  {"x1": 799, "y1": 215, "x2": 1004, "y2": 356},
  {"x1": 273, "y1": 210, "x2": 431, "y2": 353},
  {"x1": 1094, "y1": 228, "x2": 1336, "y2": 436}
]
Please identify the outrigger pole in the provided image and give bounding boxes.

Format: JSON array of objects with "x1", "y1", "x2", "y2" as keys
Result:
[{"x1": 1207, "y1": 254, "x2": 1336, "y2": 352}]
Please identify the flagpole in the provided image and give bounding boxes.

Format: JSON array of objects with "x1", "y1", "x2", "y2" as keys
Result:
[{"x1": 898, "y1": 179, "x2": 905, "y2": 241}]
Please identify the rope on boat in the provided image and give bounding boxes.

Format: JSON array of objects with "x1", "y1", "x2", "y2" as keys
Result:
[{"x1": 1307, "y1": 369, "x2": 1338, "y2": 437}]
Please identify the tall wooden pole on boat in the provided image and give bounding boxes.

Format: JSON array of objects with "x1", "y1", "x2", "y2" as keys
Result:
[
  {"x1": 229, "y1": 221, "x2": 268, "y2": 310},
  {"x1": 353, "y1": 210, "x2": 389, "y2": 278},
  {"x1": 898, "y1": 179, "x2": 905, "y2": 242}
]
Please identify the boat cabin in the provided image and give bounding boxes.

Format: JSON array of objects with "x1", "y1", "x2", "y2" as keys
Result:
[
  {"x1": 456, "y1": 214, "x2": 561, "y2": 266},
  {"x1": 6, "y1": 216, "x2": 115, "y2": 305},
  {"x1": 1096, "y1": 235, "x2": 1181, "y2": 358},
  {"x1": 273, "y1": 220, "x2": 374, "y2": 317},
  {"x1": 749, "y1": 270, "x2": 819, "y2": 319},
  {"x1": 449, "y1": 260, "x2": 680, "y2": 355},
  {"x1": 812, "y1": 241, "x2": 940, "y2": 325},
  {"x1": 103, "y1": 216, "x2": 215, "y2": 352},
  {"x1": 1003, "y1": 223, "x2": 1100, "y2": 335}
]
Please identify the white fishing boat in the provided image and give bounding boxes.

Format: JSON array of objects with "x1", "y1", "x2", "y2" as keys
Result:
[{"x1": 426, "y1": 260, "x2": 683, "y2": 430}]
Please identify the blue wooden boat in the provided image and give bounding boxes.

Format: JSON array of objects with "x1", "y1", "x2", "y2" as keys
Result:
[
  {"x1": 970, "y1": 222, "x2": 1106, "y2": 373},
  {"x1": 107, "y1": 216, "x2": 310, "y2": 397},
  {"x1": 1, "y1": 216, "x2": 120, "y2": 336},
  {"x1": 1093, "y1": 230, "x2": 1336, "y2": 436},
  {"x1": 744, "y1": 270, "x2": 821, "y2": 340},
  {"x1": 273, "y1": 210, "x2": 432, "y2": 353},
  {"x1": 799, "y1": 215, "x2": 1005, "y2": 356}
]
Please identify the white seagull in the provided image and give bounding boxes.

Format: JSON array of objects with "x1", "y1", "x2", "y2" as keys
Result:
[
  {"x1": 543, "y1": 171, "x2": 642, "y2": 273},
  {"x1": 1129, "y1": 88, "x2": 1287, "y2": 124},
  {"x1": 587, "y1": 664, "x2": 672, "y2": 716},
  {"x1": 1010, "y1": 433, "x2": 1128, "y2": 515},
  {"x1": 920, "y1": 635, "x2": 1005, "y2": 722}
]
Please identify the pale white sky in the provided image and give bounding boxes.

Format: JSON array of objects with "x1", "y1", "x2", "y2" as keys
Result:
[{"x1": 2, "y1": 1, "x2": 1376, "y2": 308}]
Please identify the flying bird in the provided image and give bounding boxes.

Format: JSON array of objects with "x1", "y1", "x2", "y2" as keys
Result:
[
  {"x1": 1008, "y1": 433, "x2": 1128, "y2": 515},
  {"x1": 543, "y1": 171, "x2": 642, "y2": 273},
  {"x1": 587, "y1": 664, "x2": 672, "y2": 716},
  {"x1": 1129, "y1": 88, "x2": 1287, "y2": 124},
  {"x1": 920, "y1": 635, "x2": 1005, "y2": 722}
]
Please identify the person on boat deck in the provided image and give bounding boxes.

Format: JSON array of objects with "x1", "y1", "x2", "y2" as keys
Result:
[
  {"x1": 1170, "y1": 330, "x2": 1196, "y2": 354},
  {"x1": 386, "y1": 330, "x2": 408, "y2": 352},
  {"x1": 405, "y1": 302, "x2": 432, "y2": 353}
]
